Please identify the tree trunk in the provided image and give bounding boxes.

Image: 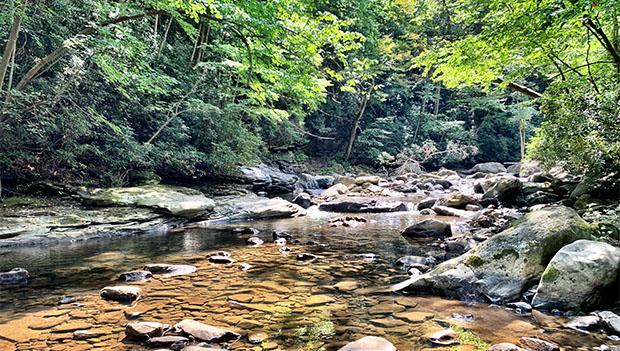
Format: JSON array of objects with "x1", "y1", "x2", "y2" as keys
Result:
[
  {"x1": 0, "y1": 13, "x2": 22, "y2": 94},
  {"x1": 345, "y1": 84, "x2": 373, "y2": 160},
  {"x1": 519, "y1": 122, "x2": 526, "y2": 160},
  {"x1": 157, "y1": 17, "x2": 172, "y2": 56},
  {"x1": 433, "y1": 85, "x2": 440, "y2": 115}
]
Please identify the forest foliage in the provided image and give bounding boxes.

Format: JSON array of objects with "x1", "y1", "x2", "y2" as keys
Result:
[{"x1": 0, "y1": 0, "x2": 618, "y2": 186}]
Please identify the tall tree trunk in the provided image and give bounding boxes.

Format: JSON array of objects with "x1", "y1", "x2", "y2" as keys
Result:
[
  {"x1": 345, "y1": 84, "x2": 373, "y2": 160},
  {"x1": 433, "y1": 85, "x2": 440, "y2": 115},
  {"x1": 0, "y1": 13, "x2": 22, "y2": 94},
  {"x1": 519, "y1": 121, "x2": 526, "y2": 160},
  {"x1": 157, "y1": 17, "x2": 172, "y2": 56}
]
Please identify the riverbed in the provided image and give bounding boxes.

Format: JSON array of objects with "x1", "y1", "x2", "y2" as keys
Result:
[{"x1": 0, "y1": 207, "x2": 614, "y2": 350}]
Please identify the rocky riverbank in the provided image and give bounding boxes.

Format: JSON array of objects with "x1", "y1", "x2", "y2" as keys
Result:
[{"x1": 0, "y1": 160, "x2": 618, "y2": 350}]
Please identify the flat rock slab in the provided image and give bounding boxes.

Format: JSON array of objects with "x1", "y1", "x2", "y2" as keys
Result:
[
  {"x1": 319, "y1": 197, "x2": 407, "y2": 213},
  {"x1": 79, "y1": 184, "x2": 215, "y2": 216},
  {"x1": 175, "y1": 319, "x2": 240, "y2": 342},
  {"x1": 211, "y1": 197, "x2": 306, "y2": 221}
]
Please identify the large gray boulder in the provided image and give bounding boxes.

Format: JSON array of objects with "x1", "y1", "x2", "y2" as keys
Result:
[
  {"x1": 531, "y1": 240, "x2": 620, "y2": 311},
  {"x1": 393, "y1": 206, "x2": 596, "y2": 302},
  {"x1": 0, "y1": 268, "x2": 29, "y2": 284},
  {"x1": 467, "y1": 162, "x2": 507, "y2": 174},
  {"x1": 79, "y1": 185, "x2": 215, "y2": 216},
  {"x1": 236, "y1": 164, "x2": 298, "y2": 194},
  {"x1": 319, "y1": 197, "x2": 407, "y2": 213}
]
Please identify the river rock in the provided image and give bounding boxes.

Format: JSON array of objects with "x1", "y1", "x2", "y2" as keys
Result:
[
  {"x1": 393, "y1": 206, "x2": 596, "y2": 302},
  {"x1": 482, "y1": 176, "x2": 522, "y2": 203},
  {"x1": 437, "y1": 193, "x2": 478, "y2": 209},
  {"x1": 338, "y1": 336, "x2": 396, "y2": 351},
  {"x1": 175, "y1": 319, "x2": 241, "y2": 342},
  {"x1": 0, "y1": 268, "x2": 29, "y2": 284},
  {"x1": 292, "y1": 192, "x2": 314, "y2": 209},
  {"x1": 119, "y1": 270, "x2": 152, "y2": 282},
  {"x1": 79, "y1": 185, "x2": 215, "y2": 216},
  {"x1": 428, "y1": 329, "x2": 459, "y2": 346},
  {"x1": 319, "y1": 198, "x2": 407, "y2": 213},
  {"x1": 234, "y1": 164, "x2": 298, "y2": 194},
  {"x1": 417, "y1": 198, "x2": 437, "y2": 210},
  {"x1": 247, "y1": 237, "x2": 264, "y2": 246},
  {"x1": 320, "y1": 183, "x2": 350, "y2": 199},
  {"x1": 216, "y1": 197, "x2": 306, "y2": 221},
  {"x1": 489, "y1": 343, "x2": 525, "y2": 351},
  {"x1": 125, "y1": 321, "x2": 168, "y2": 340},
  {"x1": 519, "y1": 337, "x2": 559, "y2": 351},
  {"x1": 432, "y1": 205, "x2": 475, "y2": 218},
  {"x1": 467, "y1": 162, "x2": 507, "y2": 174},
  {"x1": 100, "y1": 286, "x2": 142, "y2": 302},
  {"x1": 233, "y1": 227, "x2": 260, "y2": 235},
  {"x1": 297, "y1": 253, "x2": 318, "y2": 262},
  {"x1": 531, "y1": 240, "x2": 620, "y2": 311},
  {"x1": 402, "y1": 219, "x2": 451, "y2": 237},
  {"x1": 596, "y1": 311, "x2": 620, "y2": 335},
  {"x1": 209, "y1": 255, "x2": 235, "y2": 264},
  {"x1": 520, "y1": 160, "x2": 542, "y2": 177},
  {"x1": 146, "y1": 335, "x2": 189, "y2": 347},
  {"x1": 144, "y1": 264, "x2": 197, "y2": 277},
  {"x1": 354, "y1": 176, "x2": 381, "y2": 185}
]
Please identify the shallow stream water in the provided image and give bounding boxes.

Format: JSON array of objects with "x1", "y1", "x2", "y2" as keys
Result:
[{"x1": 0, "y1": 207, "x2": 615, "y2": 350}]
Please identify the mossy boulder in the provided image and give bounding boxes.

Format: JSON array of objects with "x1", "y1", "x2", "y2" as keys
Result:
[
  {"x1": 79, "y1": 185, "x2": 215, "y2": 216},
  {"x1": 394, "y1": 205, "x2": 596, "y2": 302},
  {"x1": 532, "y1": 240, "x2": 620, "y2": 311}
]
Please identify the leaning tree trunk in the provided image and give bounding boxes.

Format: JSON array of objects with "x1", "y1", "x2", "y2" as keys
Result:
[
  {"x1": 344, "y1": 84, "x2": 373, "y2": 160},
  {"x1": 519, "y1": 121, "x2": 526, "y2": 160},
  {"x1": 0, "y1": 13, "x2": 22, "y2": 94}
]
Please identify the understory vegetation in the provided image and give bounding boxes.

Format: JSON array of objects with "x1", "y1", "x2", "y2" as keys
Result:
[{"x1": 0, "y1": 0, "x2": 618, "y2": 187}]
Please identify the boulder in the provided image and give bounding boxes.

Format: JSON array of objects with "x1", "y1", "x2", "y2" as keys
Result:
[
  {"x1": 320, "y1": 184, "x2": 350, "y2": 199},
  {"x1": 319, "y1": 198, "x2": 407, "y2": 213},
  {"x1": 100, "y1": 286, "x2": 142, "y2": 302},
  {"x1": 79, "y1": 185, "x2": 215, "y2": 216},
  {"x1": 125, "y1": 321, "x2": 168, "y2": 340},
  {"x1": 144, "y1": 264, "x2": 197, "y2": 277},
  {"x1": 432, "y1": 205, "x2": 475, "y2": 218},
  {"x1": 506, "y1": 163, "x2": 520, "y2": 175},
  {"x1": 235, "y1": 164, "x2": 298, "y2": 194},
  {"x1": 437, "y1": 193, "x2": 478, "y2": 209},
  {"x1": 0, "y1": 268, "x2": 29, "y2": 284},
  {"x1": 489, "y1": 343, "x2": 525, "y2": 351},
  {"x1": 393, "y1": 206, "x2": 596, "y2": 302},
  {"x1": 292, "y1": 192, "x2": 314, "y2": 209},
  {"x1": 520, "y1": 160, "x2": 542, "y2": 178},
  {"x1": 482, "y1": 176, "x2": 522, "y2": 203},
  {"x1": 402, "y1": 219, "x2": 451, "y2": 237},
  {"x1": 247, "y1": 237, "x2": 264, "y2": 246},
  {"x1": 337, "y1": 336, "x2": 397, "y2": 351},
  {"x1": 354, "y1": 176, "x2": 381, "y2": 185},
  {"x1": 467, "y1": 162, "x2": 507, "y2": 174},
  {"x1": 417, "y1": 198, "x2": 437, "y2": 210},
  {"x1": 214, "y1": 197, "x2": 306, "y2": 221},
  {"x1": 146, "y1": 336, "x2": 189, "y2": 347},
  {"x1": 531, "y1": 240, "x2": 620, "y2": 311},
  {"x1": 175, "y1": 319, "x2": 241, "y2": 342},
  {"x1": 119, "y1": 270, "x2": 152, "y2": 282},
  {"x1": 335, "y1": 176, "x2": 356, "y2": 188}
]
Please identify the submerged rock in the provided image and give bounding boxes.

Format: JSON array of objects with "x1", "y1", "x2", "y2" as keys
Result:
[
  {"x1": 319, "y1": 197, "x2": 407, "y2": 213},
  {"x1": 100, "y1": 286, "x2": 142, "y2": 302},
  {"x1": 489, "y1": 343, "x2": 525, "y2": 351},
  {"x1": 144, "y1": 264, "x2": 197, "y2": 277},
  {"x1": 337, "y1": 336, "x2": 397, "y2": 351},
  {"x1": 394, "y1": 206, "x2": 596, "y2": 302},
  {"x1": 125, "y1": 321, "x2": 168, "y2": 340},
  {"x1": 519, "y1": 337, "x2": 559, "y2": 351},
  {"x1": 401, "y1": 219, "x2": 451, "y2": 237},
  {"x1": 145, "y1": 335, "x2": 189, "y2": 347},
  {"x1": 175, "y1": 319, "x2": 241, "y2": 342},
  {"x1": 119, "y1": 270, "x2": 152, "y2": 282},
  {"x1": 0, "y1": 268, "x2": 29, "y2": 284},
  {"x1": 79, "y1": 184, "x2": 215, "y2": 216},
  {"x1": 209, "y1": 255, "x2": 235, "y2": 264},
  {"x1": 531, "y1": 240, "x2": 620, "y2": 311}
]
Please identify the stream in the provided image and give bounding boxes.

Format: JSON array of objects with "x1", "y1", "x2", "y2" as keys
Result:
[{"x1": 0, "y1": 206, "x2": 615, "y2": 350}]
